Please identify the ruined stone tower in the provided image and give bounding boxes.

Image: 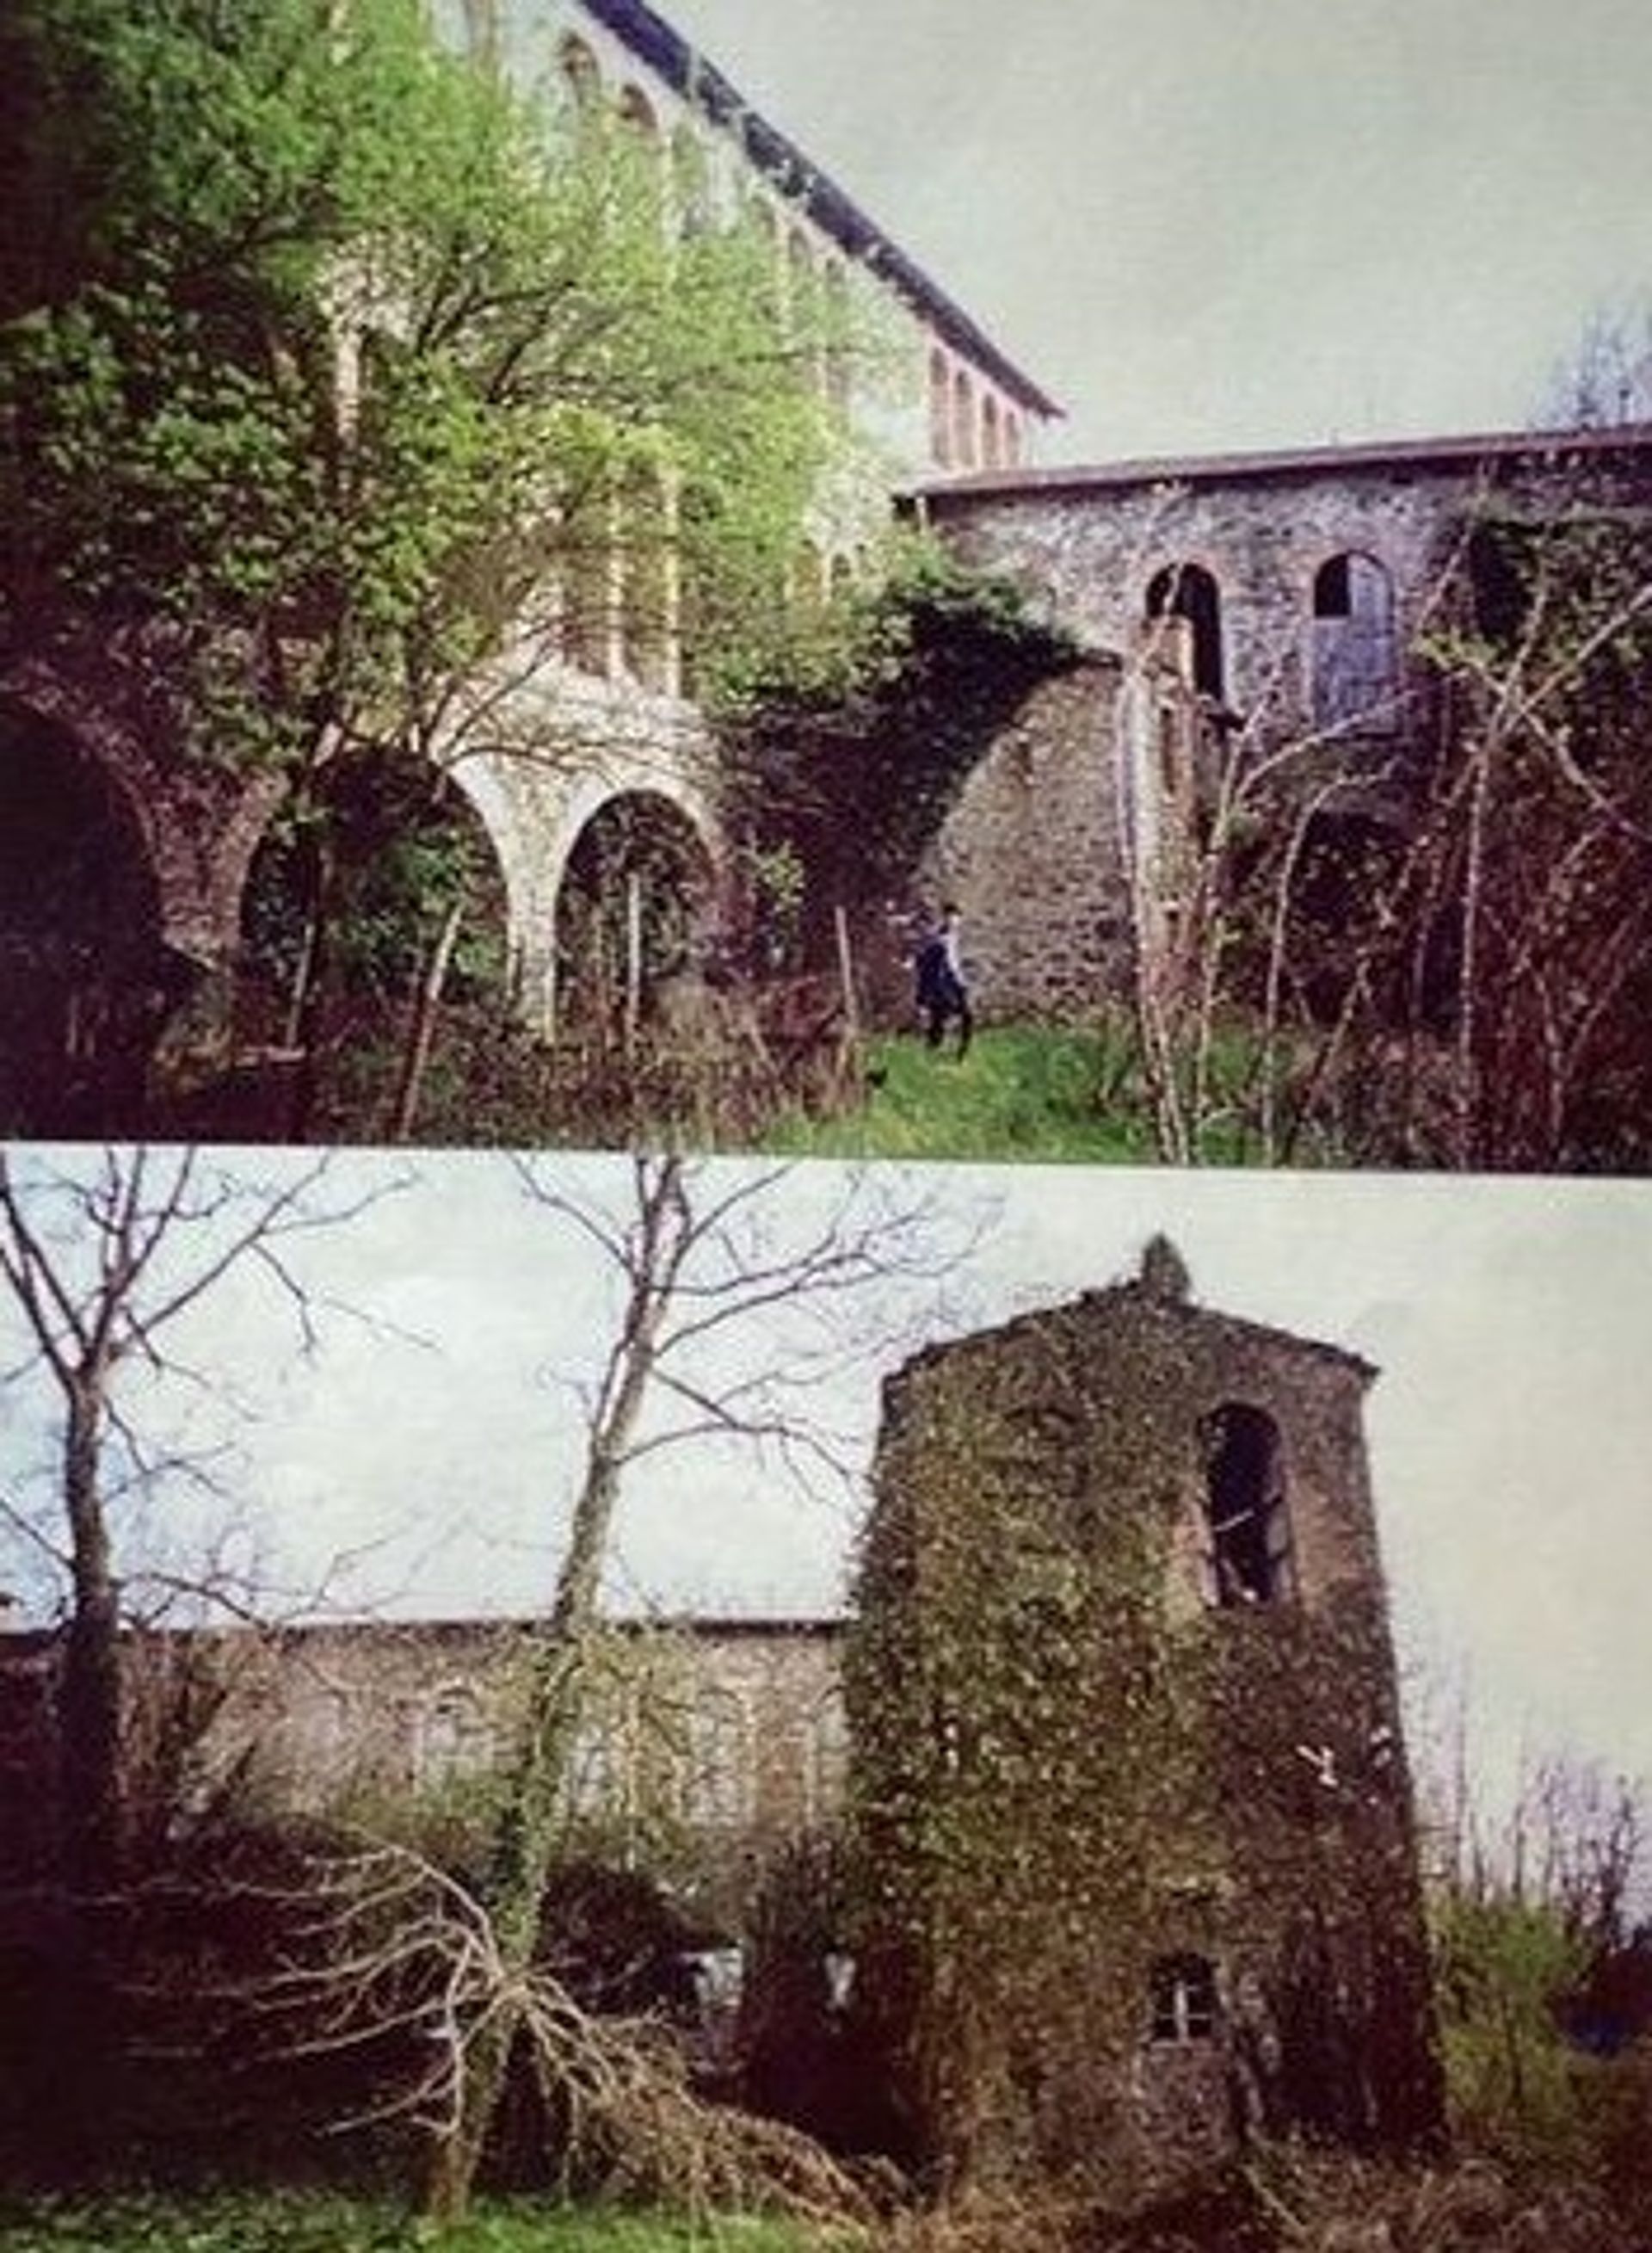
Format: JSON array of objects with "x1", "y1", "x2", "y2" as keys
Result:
[{"x1": 848, "y1": 1239, "x2": 1442, "y2": 2196}]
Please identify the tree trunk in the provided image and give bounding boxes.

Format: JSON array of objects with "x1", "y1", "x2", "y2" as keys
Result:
[
  {"x1": 59, "y1": 1381, "x2": 122, "y2": 1892},
  {"x1": 422, "y1": 1160, "x2": 687, "y2": 2220}
]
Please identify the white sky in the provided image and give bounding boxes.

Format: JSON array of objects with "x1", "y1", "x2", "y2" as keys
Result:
[
  {"x1": 3, "y1": 1151, "x2": 1649, "y2": 1827},
  {"x1": 658, "y1": 0, "x2": 1652, "y2": 459}
]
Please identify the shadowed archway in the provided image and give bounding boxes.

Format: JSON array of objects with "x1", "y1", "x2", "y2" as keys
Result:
[
  {"x1": 553, "y1": 790, "x2": 718, "y2": 1037},
  {"x1": 0, "y1": 701, "x2": 170, "y2": 1133}
]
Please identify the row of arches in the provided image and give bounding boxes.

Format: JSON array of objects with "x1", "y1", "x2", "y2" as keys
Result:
[
  {"x1": 0, "y1": 701, "x2": 719, "y2": 1135},
  {"x1": 1145, "y1": 551, "x2": 1402, "y2": 732},
  {"x1": 928, "y1": 348, "x2": 1026, "y2": 473}
]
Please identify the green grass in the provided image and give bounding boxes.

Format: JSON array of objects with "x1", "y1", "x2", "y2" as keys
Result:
[
  {"x1": 0, "y1": 2190, "x2": 824, "y2": 2253},
  {"x1": 763, "y1": 1025, "x2": 1156, "y2": 1164}
]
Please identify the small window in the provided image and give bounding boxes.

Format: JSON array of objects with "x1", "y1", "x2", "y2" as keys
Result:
[
  {"x1": 1146, "y1": 562, "x2": 1224, "y2": 701},
  {"x1": 1199, "y1": 1403, "x2": 1294, "y2": 1607},
  {"x1": 415, "y1": 1687, "x2": 496, "y2": 1787},
  {"x1": 1150, "y1": 1954, "x2": 1218, "y2": 2043},
  {"x1": 616, "y1": 83, "x2": 658, "y2": 140},
  {"x1": 558, "y1": 34, "x2": 601, "y2": 109},
  {"x1": 681, "y1": 1686, "x2": 751, "y2": 1826}
]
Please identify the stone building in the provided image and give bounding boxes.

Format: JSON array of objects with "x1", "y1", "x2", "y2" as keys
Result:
[
  {"x1": 0, "y1": 1614, "x2": 846, "y2": 1935},
  {"x1": 0, "y1": 0, "x2": 1060, "y2": 1126},
  {"x1": 848, "y1": 1239, "x2": 1442, "y2": 2195},
  {"x1": 909, "y1": 423, "x2": 1652, "y2": 1020}
]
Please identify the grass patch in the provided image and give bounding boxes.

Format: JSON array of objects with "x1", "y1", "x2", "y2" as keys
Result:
[
  {"x1": 762, "y1": 1026, "x2": 1155, "y2": 1164},
  {"x1": 0, "y1": 2190, "x2": 827, "y2": 2253}
]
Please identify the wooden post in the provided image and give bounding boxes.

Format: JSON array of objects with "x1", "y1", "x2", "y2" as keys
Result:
[{"x1": 624, "y1": 872, "x2": 644, "y2": 1052}]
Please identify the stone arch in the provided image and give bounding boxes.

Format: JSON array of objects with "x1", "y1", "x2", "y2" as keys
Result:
[
  {"x1": 235, "y1": 745, "x2": 511, "y2": 1112},
  {"x1": 1310, "y1": 550, "x2": 1400, "y2": 733},
  {"x1": 0, "y1": 697, "x2": 172, "y2": 1133},
  {"x1": 550, "y1": 782, "x2": 720, "y2": 1035},
  {"x1": 1146, "y1": 561, "x2": 1225, "y2": 701}
]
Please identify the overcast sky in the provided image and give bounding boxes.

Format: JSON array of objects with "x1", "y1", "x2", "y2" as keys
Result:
[
  {"x1": 657, "y1": 0, "x2": 1652, "y2": 460},
  {"x1": 3, "y1": 1151, "x2": 1648, "y2": 1828}
]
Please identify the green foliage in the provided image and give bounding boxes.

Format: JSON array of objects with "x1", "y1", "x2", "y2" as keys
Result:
[
  {"x1": 717, "y1": 540, "x2": 1080, "y2": 956},
  {"x1": 1432, "y1": 1890, "x2": 1594, "y2": 2175},
  {"x1": 0, "y1": 0, "x2": 862, "y2": 769},
  {"x1": 755, "y1": 1022, "x2": 1346, "y2": 1168},
  {"x1": 0, "y1": 2189, "x2": 822, "y2": 2250}
]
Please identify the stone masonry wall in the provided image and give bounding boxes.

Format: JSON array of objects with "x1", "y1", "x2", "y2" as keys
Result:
[
  {"x1": 922, "y1": 430, "x2": 1652, "y2": 788},
  {"x1": 922, "y1": 652, "x2": 1198, "y2": 1021}
]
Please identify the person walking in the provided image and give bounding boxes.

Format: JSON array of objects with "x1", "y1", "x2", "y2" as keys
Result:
[{"x1": 914, "y1": 901, "x2": 973, "y2": 1059}]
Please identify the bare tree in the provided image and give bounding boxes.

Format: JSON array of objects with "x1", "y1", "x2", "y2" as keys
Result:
[
  {"x1": 0, "y1": 1145, "x2": 396, "y2": 1889},
  {"x1": 392, "y1": 1152, "x2": 977, "y2": 2220}
]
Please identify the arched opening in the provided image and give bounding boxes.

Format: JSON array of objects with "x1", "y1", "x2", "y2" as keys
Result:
[
  {"x1": 981, "y1": 392, "x2": 1002, "y2": 470},
  {"x1": 558, "y1": 33, "x2": 601, "y2": 111},
  {"x1": 237, "y1": 749, "x2": 509, "y2": 1136},
  {"x1": 951, "y1": 367, "x2": 977, "y2": 470},
  {"x1": 1147, "y1": 562, "x2": 1224, "y2": 701},
  {"x1": 1311, "y1": 552, "x2": 1399, "y2": 732},
  {"x1": 0, "y1": 701, "x2": 168, "y2": 1134},
  {"x1": 554, "y1": 790, "x2": 716, "y2": 1035},
  {"x1": 928, "y1": 349, "x2": 953, "y2": 467},
  {"x1": 615, "y1": 83, "x2": 658, "y2": 140},
  {"x1": 1199, "y1": 1403, "x2": 1293, "y2": 1607}
]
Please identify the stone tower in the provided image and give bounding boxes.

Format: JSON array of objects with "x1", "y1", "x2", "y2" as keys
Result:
[{"x1": 848, "y1": 1241, "x2": 1442, "y2": 2197}]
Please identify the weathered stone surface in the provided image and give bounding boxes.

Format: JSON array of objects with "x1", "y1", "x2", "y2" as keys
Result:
[{"x1": 850, "y1": 1244, "x2": 1442, "y2": 2195}]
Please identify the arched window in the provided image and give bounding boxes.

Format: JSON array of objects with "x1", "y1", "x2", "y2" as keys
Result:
[
  {"x1": 981, "y1": 393, "x2": 1002, "y2": 471},
  {"x1": 616, "y1": 83, "x2": 658, "y2": 140},
  {"x1": 951, "y1": 367, "x2": 977, "y2": 470},
  {"x1": 1002, "y1": 410, "x2": 1023, "y2": 468},
  {"x1": 1146, "y1": 562, "x2": 1225, "y2": 701},
  {"x1": 929, "y1": 349, "x2": 953, "y2": 467},
  {"x1": 558, "y1": 33, "x2": 600, "y2": 110},
  {"x1": 1311, "y1": 552, "x2": 1398, "y2": 732},
  {"x1": 1150, "y1": 1954, "x2": 1218, "y2": 2043},
  {"x1": 822, "y1": 261, "x2": 851, "y2": 409},
  {"x1": 682, "y1": 1686, "x2": 751, "y2": 1825},
  {"x1": 1199, "y1": 1403, "x2": 1294, "y2": 1607},
  {"x1": 415, "y1": 1686, "x2": 496, "y2": 1787}
]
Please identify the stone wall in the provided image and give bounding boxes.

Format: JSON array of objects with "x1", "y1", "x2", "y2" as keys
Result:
[
  {"x1": 919, "y1": 425, "x2": 1652, "y2": 788},
  {"x1": 921, "y1": 651, "x2": 1199, "y2": 1022},
  {"x1": 0, "y1": 1616, "x2": 845, "y2": 1928}
]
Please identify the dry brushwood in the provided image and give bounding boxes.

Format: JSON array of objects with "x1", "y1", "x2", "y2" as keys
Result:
[{"x1": 235, "y1": 1833, "x2": 877, "y2": 2230}]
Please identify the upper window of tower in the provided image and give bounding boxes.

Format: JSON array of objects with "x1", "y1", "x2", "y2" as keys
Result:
[{"x1": 1199, "y1": 1402, "x2": 1294, "y2": 1607}]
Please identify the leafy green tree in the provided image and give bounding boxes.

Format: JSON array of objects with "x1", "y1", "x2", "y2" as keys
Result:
[{"x1": 0, "y1": 0, "x2": 872, "y2": 1095}]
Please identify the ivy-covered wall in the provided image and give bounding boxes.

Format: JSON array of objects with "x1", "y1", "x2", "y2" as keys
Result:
[{"x1": 847, "y1": 1241, "x2": 1443, "y2": 2199}]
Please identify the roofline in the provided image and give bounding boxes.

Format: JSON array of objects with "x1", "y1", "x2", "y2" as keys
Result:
[
  {"x1": 894, "y1": 1281, "x2": 1376, "y2": 1386},
  {"x1": 0, "y1": 1614, "x2": 849, "y2": 1651},
  {"x1": 577, "y1": 0, "x2": 1062, "y2": 420},
  {"x1": 907, "y1": 419, "x2": 1652, "y2": 506}
]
